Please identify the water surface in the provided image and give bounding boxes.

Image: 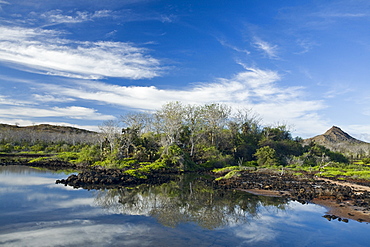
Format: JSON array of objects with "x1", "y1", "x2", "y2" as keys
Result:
[{"x1": 0, "y1": 165, "x2": 369, "y2": 246}]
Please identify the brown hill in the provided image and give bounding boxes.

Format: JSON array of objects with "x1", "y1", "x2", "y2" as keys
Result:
[
  {"x1": 0, "y1": 124, "x2": 98, "y2": 144},
  {"x1": 0, "y1": 123, "x2": 96, "y2": 134},
  {"x1": 304, "y1": 126, "x2": 370, "y2": 158}
]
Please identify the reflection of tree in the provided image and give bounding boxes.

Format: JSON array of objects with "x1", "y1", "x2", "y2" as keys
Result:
[{"x1": 93, "y1": 174, "x2": 287, "y2": 229}]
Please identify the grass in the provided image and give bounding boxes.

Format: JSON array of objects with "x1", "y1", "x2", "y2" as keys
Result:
[
  {"x1": 212, "y1": 160, "x2": 370, "y2": 181},
  {"x1": 287, "y1": 161, "x2": 370, "y2": 180}
]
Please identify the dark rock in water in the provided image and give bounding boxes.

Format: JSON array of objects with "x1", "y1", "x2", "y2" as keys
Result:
[
  {"x1": 323, "y1": 215, "x2": 332, "y2": 221},
  {"x1": 55, "y1": 168, "x2": 172, "y2": 190}
]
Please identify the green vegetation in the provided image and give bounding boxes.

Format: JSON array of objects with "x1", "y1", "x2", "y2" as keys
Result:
[{"x1": 1, "y1": 102, "x2": 369, "y2": 180}]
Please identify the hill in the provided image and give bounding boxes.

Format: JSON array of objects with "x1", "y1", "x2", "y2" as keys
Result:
[
  {"x1": 0, "y1": 124, "x2": 98, "y2": 144},
  {"x1": 304, "y1": 126, "x2": 370, "y2": 158},
  {"x1": 0, "y1": 123, "x2": 96, "y2": 134}
]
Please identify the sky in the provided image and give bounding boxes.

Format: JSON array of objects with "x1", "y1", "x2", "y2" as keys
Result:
[{"x1": 1, "y1": 0, "x2": 370, "y2": 140}]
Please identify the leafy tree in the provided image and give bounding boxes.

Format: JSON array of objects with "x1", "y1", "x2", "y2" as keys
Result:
[
  {"x1": 201, "y1": 103, "x2": 231, "y2": 148},
  {"x1": 154, "y1": 101, "x2": 185, "y2": 147},
  {"x1": 254, "y1": 146, "x2": 279, "y2": 166},
  {"x1": 99, "y1": 120, "x2": 121, "y2": 155}
]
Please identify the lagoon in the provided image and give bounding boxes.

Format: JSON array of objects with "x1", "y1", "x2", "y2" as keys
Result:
[{"x1": 0, "y1": 165, "x2": 369, "y2": 247}]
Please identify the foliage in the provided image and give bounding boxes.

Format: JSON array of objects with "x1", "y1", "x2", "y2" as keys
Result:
[
  {"x1": 73, "y1": 145, "x2": 101, "y2": 164},
  {"x1": 362, "y1": 157, "x2": 370, "y2": 165},
  {"x1": 254, "y1": 146, "x2": 279, "y2": 166},
  {"x1": 1, "y1": 102, "x2": 357, "y2": 178}
]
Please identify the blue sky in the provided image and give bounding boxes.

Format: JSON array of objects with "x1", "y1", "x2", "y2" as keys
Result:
[{"x1": 1, "y1": 0, "x2": 370, "y2": 140}]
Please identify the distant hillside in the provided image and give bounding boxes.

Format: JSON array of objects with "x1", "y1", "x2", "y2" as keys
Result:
[
  {"x1": 0, "y1": 124, "x2": 96, "y2": 134},
  {"x1": 0, "y1": 124, "x2": 98, "y2": 144},
  {"x1": 304, "y1": 126, "x2": 370, "y2": 158}
]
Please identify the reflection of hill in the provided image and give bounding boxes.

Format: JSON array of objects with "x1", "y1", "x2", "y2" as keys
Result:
[{"x1": 93, "y1": 174, "x2": 287, "y2": 229}]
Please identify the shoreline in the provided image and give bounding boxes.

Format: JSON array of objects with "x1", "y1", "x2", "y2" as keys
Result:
[
  {"x1": 216, "y1": 170, "x2": 370, "y2": 223},
  {"x1": 242, "y1": 187, "x2": 370, "y2": 223},
  {"x1": 2, "y1": 159, "x2": 370, "y2": 222}
]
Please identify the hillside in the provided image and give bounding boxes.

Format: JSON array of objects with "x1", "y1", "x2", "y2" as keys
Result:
[
  {"x1": 0, "y1": 124, "x2": 98, "y2": 144},
  {"x1": 0, "y1": 124, "x2": 96, "y2": 134},
  {"x1": 304, "y1": 126, "x2": 370, "y2": 158}
]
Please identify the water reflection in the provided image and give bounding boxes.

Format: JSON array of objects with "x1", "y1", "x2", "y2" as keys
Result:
[
  {"x1": 93, "y1": 174, "x2": 288, "y2": 229},
  {"x1": 1, "y1": 166, "x2": 370, "y2": 247}
]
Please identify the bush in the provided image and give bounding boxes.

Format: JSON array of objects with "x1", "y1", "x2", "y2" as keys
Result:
[
  {"x1": 75, "y1": 145, "x2": 101, "y2": 165},
  {"x1": 254, "y1": 146, "x2": 279, "y2": 166}
]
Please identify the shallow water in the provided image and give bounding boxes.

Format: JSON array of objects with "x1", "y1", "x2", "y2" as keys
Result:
[{"x1": 0, "y1": 165, "x2": 369, "y2": 247}]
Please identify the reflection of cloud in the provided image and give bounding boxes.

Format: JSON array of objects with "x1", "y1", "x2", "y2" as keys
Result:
[
  {"x1": 55, "y1": 198, "x2": 95, "y2": 208},
  {"x1": 0, "y1": 187, "x2": 26, "y2": 195},
  {"x1": 232, "y1": 202, "x2": 325, "y2": 244},
  {"x1": 0, "y1": 176, "x2": 56, "y2": 186},
  {"x1": 0, "y1": 220, "x2": 151, "y2": 247},
  {"x1": 27, "y1": 193, "x2": 69, "y2": 201},
  {"x1": 234, "y1": 216, "x2": 277, "y2": 243}
]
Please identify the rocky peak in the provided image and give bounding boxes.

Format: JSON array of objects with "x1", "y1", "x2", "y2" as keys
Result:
[
  {"x1": 305, "y1": 126, "x2": 367, "y2": 146},
  {"x1": 322, "y1": 126, "x2": 360, "y2": 143}
]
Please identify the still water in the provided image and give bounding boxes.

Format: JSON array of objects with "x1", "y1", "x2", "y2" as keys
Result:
[{"x1": 0, "y1": 165, "x2": 369, "y2": 247}]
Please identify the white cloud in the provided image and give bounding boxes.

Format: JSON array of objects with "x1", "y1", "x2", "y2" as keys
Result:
[
  {"x1": 0, "y1": 95, "x2": 33, "y2": 106},
  {"x1": 253, "y1": 37, "x2": 279, "y2": 59},
  {"x1": 0, "y1": 106, "x2": 115, "y2": 120},
  {"x1": 295, "y1": 39, "x2": 318, "y2": 55},
  {"x1": 32, "y1": 94, "x2": 75, "y2": 103},
  {"x1": 0, "y1": 0, "x2": 9, "y2": 11},
  {"x1": 0, "y1": 25, "x2": 161, "y2": 80},
  {"x1": 218, "y1": 39, "x2": 250, "y2": 55},
  {"x1": 39, "y1": 9, "x2": 112, "y2": 25},
  {"x1": 323, "y1": 83, "x2": 353, "y2": 98},
  {"x1": 345, "y1": 125, "x2": 370, "y2": 142},
  {"x1": 31, "y1": 67, "x2": 325, "y2": 137}
]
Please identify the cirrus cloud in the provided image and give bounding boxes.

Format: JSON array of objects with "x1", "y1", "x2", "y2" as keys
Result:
[
  {"x1": 0, "y1": 105, "x2": 115, "y2": 120},
  {"x1": 30, "y1": 67, "x2": 326, "y2": 137},
  {"x1": 0, "y1": 25, "x2": 162, "y2": 80}
]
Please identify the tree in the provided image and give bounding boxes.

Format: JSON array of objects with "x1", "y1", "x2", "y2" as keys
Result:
[
  {"x1": 183, "y1": 104, "x2": 204, "y2": 158},
  {"x1": 201, "y1": 103, "x2": 231, "y2": 148},
  {"x1": 120, "y1": 112, "x2": 153, "y2": 158},
  {"x1": 120, "y1": 112, "x2": 152, "y2": 135},
  {"x1": 98, "y1": 120, "x2": 121, "y2": 155},
  {"x1": 254, "y1": 146, "x2": 279, "y2": 166},
  {"x1": 154, "y1": 102, "x2": 185, "y2": 148}
]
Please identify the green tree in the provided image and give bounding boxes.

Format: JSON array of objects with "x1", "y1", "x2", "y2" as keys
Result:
[{"x1": 254, "y1": 146, "x2": 279, "y2": 166}]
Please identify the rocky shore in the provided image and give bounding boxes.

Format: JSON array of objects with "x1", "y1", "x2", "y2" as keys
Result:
[
  {"x1": 55, "y1": 169, "x2": 172, "y2": 190},
  {"x1": 215, "y1": 169, "x2": 370, "y2": 223}
]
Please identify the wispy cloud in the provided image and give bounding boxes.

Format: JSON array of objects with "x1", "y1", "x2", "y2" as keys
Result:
[
  {"x1": 0, "y1": 95, "x2": 33, "y2": 106},
  {"x1": 0, "y1": 25, "x2": 162, "y2": 80},
  {"x1": 323, "y1": 83, "x2": 354, "y2": 98},
  {"x1": 27, "y1": 67, "x2": 325, "y2": 136},
  {"x1": 295, "y1": 39, "x2": 318, "y2": 55},
  {"x1": 218, "y1": 39, "x2": 250, "y2": 55},
  {"x1": 0, "y1": 106, "x2": 115, "y2": 120},
  {"x1": 39, "y1": 9, "x2": 112, "y2": 25},
  {"x1": 0, "y1": 0, "x2": 9, "y2": 11},
  {"x1": 32, "y1": 94, "x2": 75, "y2": 103},
  {"x1": 253, "y1": 37, "x2": 279, "y2": 59}
]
